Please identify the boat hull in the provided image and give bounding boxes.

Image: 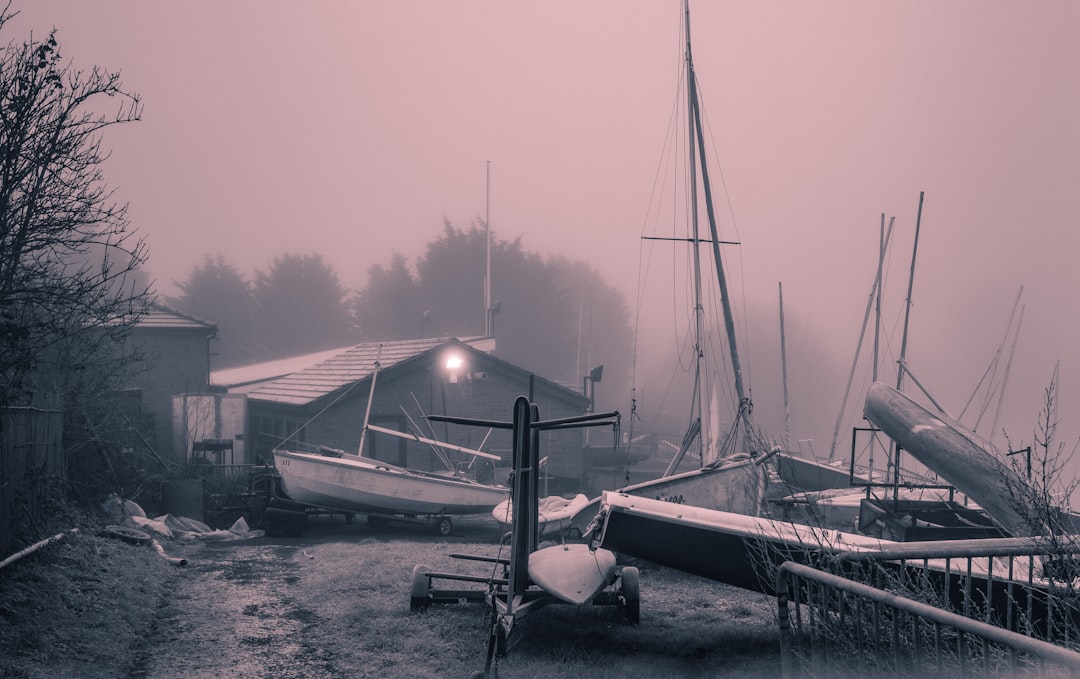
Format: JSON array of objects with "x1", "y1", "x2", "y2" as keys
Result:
[
  {"x1": 527, "y1": 543, "x2": 617, "y2": 605},
  {"x1": 862, "y1": 382, "x2": 1027, "y2": 535},
  {"x1": 273, "y1": 449, "x2": 508, "y2": 516},
  {"x1": 595, "y1": 491, "x2": 891, "y2": 592},
  {"x1": 571, "y1": 454, "x2": 764, "y2": 534},
  {"x1": 596, "y1": 491, "x2": 1071, "y2": 634},
  {"x1": 494, "y1": 494, "x2": 590, "y2": 539},
  {"x1": 772, "y1": 452, "x2": 858, "y2": 492}
]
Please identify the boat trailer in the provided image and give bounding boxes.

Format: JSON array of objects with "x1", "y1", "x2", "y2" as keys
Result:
[
  {"x1": 262, "y1": 492, "x2": 462, "y2": 537},
  {"x1": 408, "y1": 397, "x2": 639, "y2": 666}
]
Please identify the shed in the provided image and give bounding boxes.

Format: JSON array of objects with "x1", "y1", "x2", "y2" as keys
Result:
[{"x1": 213, "y1": 337, "x2": 597, "y2": 492}]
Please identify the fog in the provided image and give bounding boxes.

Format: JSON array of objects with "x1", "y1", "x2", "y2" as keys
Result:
[{"x1": 10, "y1": 2, "x2": 1079, "y2": 470}]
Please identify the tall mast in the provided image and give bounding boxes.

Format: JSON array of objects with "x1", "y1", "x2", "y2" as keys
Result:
[
  {"x1": 687, "y1": 0, "x2": 750, "y2": 454},
  {"x1": 895, "y1": 191, "x2": 925, "y2": 391},
  {"x1": 778, "y1": 282, "x2": 790, "y2": 450},
  {"x1": 873, "y1": 214, "x2": 886, "y2": 382},
  {"x1": 484, "y1": 161, "x2": 493, "y2": 337},
  {"x1": 684, "y1": 0, "x2": 710, "y2": 462},
  {"x1": 828, "y1": 214, "x2": 894, "y2": 461}
]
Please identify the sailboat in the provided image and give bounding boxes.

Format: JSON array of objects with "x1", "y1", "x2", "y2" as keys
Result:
[
  {"x1": 573, "y1": 0, "x2": 768, "y2": 532},
  {"x1": 273, "y1": 434, "x2": 510, "y2": 531},
  {"x1": 272, "y1": 350, "x2": 509, "y2": 535}
]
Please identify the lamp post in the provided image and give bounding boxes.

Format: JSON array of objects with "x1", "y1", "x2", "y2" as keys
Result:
[{"x1": 582, "y1": 364, "x2": 603, "y2": 413}]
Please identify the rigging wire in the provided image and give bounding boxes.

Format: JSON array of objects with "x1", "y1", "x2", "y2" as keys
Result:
[{"x1": 633, "y1": 32, "x2": 701, "y2": 439}]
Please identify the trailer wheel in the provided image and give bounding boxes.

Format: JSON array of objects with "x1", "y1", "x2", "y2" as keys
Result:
[
  {"x1": 434, "y1": 517, "x2": 453, "y2": 536},
  {"x1": 618, "y1": 566, "x2": 640, "y2": 624},
  {"x1": 410, "y1": 564, "x2": 431, "y2": 612}
]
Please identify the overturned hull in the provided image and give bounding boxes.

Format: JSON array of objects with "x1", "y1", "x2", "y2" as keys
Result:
[{"x1": 862, "y1": 382, "x2": 1029, "y2": 535}]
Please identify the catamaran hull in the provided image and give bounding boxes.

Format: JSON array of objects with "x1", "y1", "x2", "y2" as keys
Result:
[
  {"x1": 595, "y1": 491, "x2": 1072, "y2": 633},
  {"x1": 273, "y1": 449, "x2": 508, "y2": 516},
  {"x1": 595, "y1": 491, "x2": 891, "y2": 593}
]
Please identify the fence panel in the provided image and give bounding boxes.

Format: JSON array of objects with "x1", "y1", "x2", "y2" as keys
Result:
[
  {"x1": 777, "y1": 548, "x2": 1080, "y2": 678},
  {"x1": 0, "y1": 402, "x2": 65, "y2": 553}
]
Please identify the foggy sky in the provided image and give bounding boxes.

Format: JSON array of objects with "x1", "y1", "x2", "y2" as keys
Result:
[{"x1": 9, "y1": 2, "x2": 1080, "y2": 469}]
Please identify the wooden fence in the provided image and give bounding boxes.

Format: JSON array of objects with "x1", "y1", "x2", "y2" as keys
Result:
[{"x1": 0, "y1": 400, "x2": 65, "y2": 554}]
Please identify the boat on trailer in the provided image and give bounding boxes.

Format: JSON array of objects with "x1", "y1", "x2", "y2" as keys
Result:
[
  {"x1": 273, "y1": 444, "x2": 509, "y2": 534},
  {"x1": 270, "y1": 344, "x2": 510, "y2": 535}
]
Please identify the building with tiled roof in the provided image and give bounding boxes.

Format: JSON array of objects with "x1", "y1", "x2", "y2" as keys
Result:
[
  {"x1": 214, "y1": 337, "x2": 495, "y2": 405},
  {"x1": 126, "y1": 303, "x2": 218, "y2": 459},
  {"x1": 132, "y1": 304, "x2": 219, "y2": 332},
  {"x1": 218, "y1": 336, "x2": 595, "y2": 492}
]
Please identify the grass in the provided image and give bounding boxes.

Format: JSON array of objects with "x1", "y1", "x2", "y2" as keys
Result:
[
  {"x1": 283, "y1": 519, "x2": 782, "y2": 678},
  {"x1": 0, "y1": 512, "x2": 782, "y2": 678}
]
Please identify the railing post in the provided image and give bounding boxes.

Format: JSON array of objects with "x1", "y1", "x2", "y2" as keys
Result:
[{"x1": 776, "y1": 562, "x2": 798, "y2": 679}]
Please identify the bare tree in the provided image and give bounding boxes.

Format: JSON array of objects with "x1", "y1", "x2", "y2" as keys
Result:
[
  {"x1": 0, "y1": 4, "x2": 150, "y2": 407},
  {"x1": 1002, "y1": 363, "x2": 1080, "y2": 537}
]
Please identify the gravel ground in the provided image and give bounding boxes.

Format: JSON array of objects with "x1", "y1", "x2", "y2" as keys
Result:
[{"x1": 0, "y1": 512, "x2": 781, "y2": 678}]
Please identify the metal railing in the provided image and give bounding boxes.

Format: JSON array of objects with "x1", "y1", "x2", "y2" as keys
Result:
[{"x1": 774, "y1": 536, "x2": 1080, "y2": 677}]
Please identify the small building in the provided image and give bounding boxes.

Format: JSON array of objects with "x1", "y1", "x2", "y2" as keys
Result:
[
  {"x1": 213, "y1": 337, "x2": 595, "y2": 492},
  {"x1": 126, "y1": 303, "x2": 217, "y2": 461}
]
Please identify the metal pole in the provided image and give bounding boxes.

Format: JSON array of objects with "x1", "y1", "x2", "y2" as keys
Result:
[
  {"x1": 485, "y1": 161, "x2": 492, "y2": 337},
  {"x1": 357, "y1": 344, "x2": 383, "y2": 456},
  {"x1": 779, "y1": 282, "x2": 791, "y2": 450}
]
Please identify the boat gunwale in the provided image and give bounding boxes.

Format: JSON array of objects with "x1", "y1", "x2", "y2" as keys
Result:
[
  {"x1": 273, "y1": 448, "x2": 509, "y2": 492},
  {"x1": 600, "y1": 491, "x2": 887, "y2": 553}
]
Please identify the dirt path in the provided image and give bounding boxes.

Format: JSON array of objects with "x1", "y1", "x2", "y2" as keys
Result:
[
  {"x1": 20, "y1": 512, "x2": 776, "y2": 679},
  {"x1": 132, "y1": 541, "x2": 339, "y2": 678},
  {"x1": 129, "y1": 515, "x2": 510, "y2": 679}
]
